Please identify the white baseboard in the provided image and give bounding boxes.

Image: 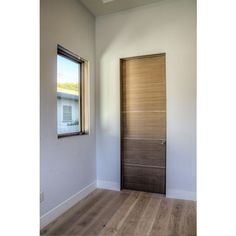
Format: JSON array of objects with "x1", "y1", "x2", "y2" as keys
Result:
[
  {"x1": 40, "y1": 181, "x2": 96, "y2": 229},
  {"x1": 96, "y1": 181, "x2": 196, "y2": 201},
  {"x1": 97, "y1": 180, "x2": 120, "y2": 191},
  {"x1": 166, "y1": 189, "x2": 196, "y2": 201}
]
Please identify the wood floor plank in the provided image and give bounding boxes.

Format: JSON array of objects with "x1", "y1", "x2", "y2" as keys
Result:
[
  {"x1": 99, "y1": 191, "x2": 140, "y2": 235},
  {"x1": 134, "y1": 196, "x2": 162, "y2": 236},
  {"x1": 166, "y1": 199, "x2": 186, "y2": 236},
  {"x1": 81, "y1": 191, "x2": 129, "y2": 235},
  {"x1": 187, "y1": 201, "x2": 196, "y2": 235},
  {"x1": 64, "y1": 190, "x2": 117, "y2": 235},
  {"x1": 115, "y1": 192, "x2": 151, "y2": 236},
  {"x1": 178, "y1": 201, "x2": 196, "y2": 236},
  {"x1": 149, "y1": 198, "x2": 174, "y2": 236}
]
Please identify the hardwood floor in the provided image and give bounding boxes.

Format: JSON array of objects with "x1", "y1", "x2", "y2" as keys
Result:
[{"x1": 41, "y1": 189, "x2": 196, "y2": 236}]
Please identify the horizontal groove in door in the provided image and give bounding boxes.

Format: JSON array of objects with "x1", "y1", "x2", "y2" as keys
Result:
[
  {"x1": 124, "y1": 163, "x2": 165, "y2": 169},
  {"x1": 122, "y1": 137, "x2": 166, "y2": 141},
  {"x1": 122, "y1": 110, "x2": 166, "y2": 113}
]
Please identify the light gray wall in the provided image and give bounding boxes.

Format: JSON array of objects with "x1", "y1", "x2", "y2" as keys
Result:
[
  {"x1": 40, "y1": 0, "x2": 96, "y2": 215},
  {"x1": 95, "y1": 0, "x2": 196, "y2": 197}
]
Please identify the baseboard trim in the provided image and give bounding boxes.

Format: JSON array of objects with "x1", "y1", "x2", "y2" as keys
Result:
[
  {"x1": 166, "y1": 189, "x2": 196, "y2": 201},
  {"x1": 97, "y1": 180, "x2": 120, "y2": 191},
  {"x1": 95, "y1": 182, "x2": 196, "y2": 201},
  {"x1": 40, "y1": 181, "x2": 96, "y2": 229}
]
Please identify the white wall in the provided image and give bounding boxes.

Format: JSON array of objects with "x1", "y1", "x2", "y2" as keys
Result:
[
  {"x1": 40, "y1": 0, "x2": 96, "y2": 216},
  {"x1": 95, "y1": 0, "x2": 196, "y2": 199}
]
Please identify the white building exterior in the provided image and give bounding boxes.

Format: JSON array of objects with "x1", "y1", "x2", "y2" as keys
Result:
[{"x1": 57, "y1": 90, "x2": 80, "y2": 134}]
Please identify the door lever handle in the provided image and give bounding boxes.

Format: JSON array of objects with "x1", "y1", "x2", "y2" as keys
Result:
[{"x1": 161, "y1": 140, "x2": 166, "y2": 145}]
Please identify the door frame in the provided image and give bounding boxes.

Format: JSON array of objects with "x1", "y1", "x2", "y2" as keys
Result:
[{"x1": 119, "y1": 53, "x2": 167, "y2": 192}]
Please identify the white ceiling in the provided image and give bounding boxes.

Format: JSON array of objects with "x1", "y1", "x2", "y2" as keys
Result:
[{"x1": 80, "y1": 0, "x2": 165, "y2": 16}]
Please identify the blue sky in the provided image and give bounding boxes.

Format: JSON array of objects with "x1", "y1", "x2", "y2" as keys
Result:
[{"x1": 57, "y1": 55, "x2": 80, "y2": 84}]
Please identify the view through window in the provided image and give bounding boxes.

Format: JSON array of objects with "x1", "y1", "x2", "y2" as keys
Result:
[{"x1": 57, "y1": 51, "x2": 81, "y2": 136}]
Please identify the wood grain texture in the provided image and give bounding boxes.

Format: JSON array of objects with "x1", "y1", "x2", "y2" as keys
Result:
[
  {"x1": 121, "y1": 54, "x2": 166, "y2": 193},
  {"x1": 99, "y1": 191, "x2": 140, "y2": 235},
  {"x1": 41, "y1": 189, "x2": 196, "y2": 236},
  {"x1": 65, "y1": 190, "x2": 117, "y2": 235},
  {"x1": 133, "y1": 196, "x2": 162, "y2": 236},
  {"x1": 122, "y1": 111, "x2": 166, "y2": 140},
  {"x1": 149, "y1": 198, "x2": 174, "y2": 236},
  {"x1": 80, "y1": 192, "x2": 129, "y2": 235},
  {"x1": 115, "y1": 192, "x2": 150, "y2": 236},
  {"x1": 121, "y1": 55, "x2": 166, "y2": 112},
  {"x1": 166, "y1": 199, "x2": 186, "y2": 236},
  {"x1": 178, "y1": 200, "x2": 197, "y2": 236},
  {"x1": 122, "y1": 138, "x2": 166, "y2": 166},
  {"x1": 123, "y1": 164, "x2": 165, "y2": 194}
]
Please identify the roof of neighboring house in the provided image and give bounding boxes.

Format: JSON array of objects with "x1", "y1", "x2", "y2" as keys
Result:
[{"x1": 57, "y1": 87, "x2": 79, "y2": 100}]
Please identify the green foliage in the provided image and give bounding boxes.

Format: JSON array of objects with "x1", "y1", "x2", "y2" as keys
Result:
[{"x1": 58, "y1": 83, "x2": 79, "y2": 91}]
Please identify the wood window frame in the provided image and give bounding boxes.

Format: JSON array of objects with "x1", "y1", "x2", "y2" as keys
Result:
[{"x1": 57, "y1": 45, "x2": 89, "y2": 138}]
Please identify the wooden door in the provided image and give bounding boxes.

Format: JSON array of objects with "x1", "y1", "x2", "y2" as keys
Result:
[{"x1": 120, "y1": 54, "x2": 166, "y2": 194}]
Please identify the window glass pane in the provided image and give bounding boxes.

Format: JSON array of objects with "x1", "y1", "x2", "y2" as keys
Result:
[{"x1": 57, "y1": 55, "x2": 80, "y2": 135}]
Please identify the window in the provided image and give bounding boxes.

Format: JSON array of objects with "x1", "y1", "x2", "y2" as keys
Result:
[
  {"x1": 63, "y1": 105, "x2": 72, "y2": 122},
  {"x1": 57, "y1": 45, "x2": 89, "y2": 137}
]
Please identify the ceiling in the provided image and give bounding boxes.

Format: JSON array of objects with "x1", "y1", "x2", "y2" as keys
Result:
[{"x1": 80, "y1": 0, "x2": 165, "y2": 16}]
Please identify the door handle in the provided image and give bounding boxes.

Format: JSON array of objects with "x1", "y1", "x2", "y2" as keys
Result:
[{"x1": 161, "y1": 140, "x2": 166, "y2": 145}]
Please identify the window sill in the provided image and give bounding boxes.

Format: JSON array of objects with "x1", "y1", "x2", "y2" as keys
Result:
[{"x1": 57, "y1": 131, "x2": 89, "y2": 139}]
